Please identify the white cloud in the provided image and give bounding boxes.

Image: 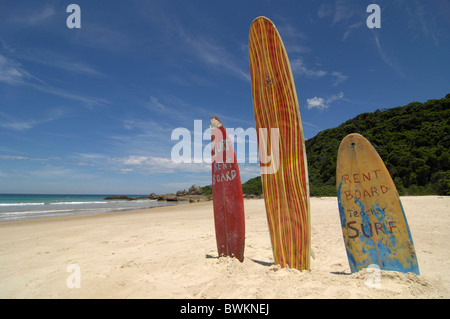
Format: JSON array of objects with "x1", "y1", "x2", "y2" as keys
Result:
[
  {"x1": 372, "y1": 32, "x2": 404, "y2": 78},
  {"x1": 343, "y1": 22, "x2": 363, "y2": 41},
  {"x1": 291, "y1": 58, "x2": 327, "y2": 79},
  {"x1": 120, "y1": 168, "x2": 134, "y2": 174},
  {"x1": 394, "y1": 0, "x2": 439, "y2": 46},
  {"x1": 30, "y1": 82, "x2": 110, "y2": 107},
  {"x1": 73, "y1": 152, "x2": 211, "y2": 175},
  {"x1": 72, "y1": 22, "x2": 135, "y2": 55},
  {"x1": 146, "y1": 96, "x2": 167, "y2": 112},
  {"x1": 185, "y1": 36, "x2": 250, "y2": 82},
  {"x1": 237, "y1": 163, "x2": 262, "y2": 182},
  {"x1": 0, "y1": 54, "x2": 35, "y2": 85},
  {"x1": 0, "y1": 54, "x2": 109, "y2": 107},
  {"x1": 0, "y1": 120, "x2": 34, "y2": 131},
  {"x1": 278, "y1": 27, "x2": 347, "y2": 86},
  {"x1": 10, "y1": 5, "x2": 55, "y2": 26},
  {"x1": 28, "y1": 6, "x2": 55, "y2": 24},
  {"x1": 278, "y1": 24, "x2": 307, "y2": 39},
  {"x1": 0, "y1": 112, "x2": 38, "y2": 131},
  {"x1": 74, "y1": 153, "x2": 105, "y2": 160},
  {"x1": 0, "y1": 155, "x2": 59, "y2": 161},
  {"x1": 331, "y1": 71, "x2": 349, "y2": 86},
  {"x1": 120, "y1": 155, "x2": 149, "y2": 166},
  {"x1": 117, "y1": 155, "x2": 210, "y2": 174},
  {"x1": 16, "y1": 49, "x2": 105, "y2": 77},
  {"x1": 306, "y1": 92, "x2": 344, "y2": 110},
  {"x1": 317, "y1": 1, "x2": 364, "y2": 41},
  {"x1": 0, "y1": 108, "x2": 67, "y2": 131},
  {"x1": 333, "y1": 0, "x2": 357, "y2": 24},
  {"x1": 29, "y1": 167, "x2": 73, "y2": 179},
  {"x1": 306, "y1": 97, "x2": 326, "y2": 110},
  {"x1": 318, "y1": 1, "x2": 357, "y2": 24},
  {"x1": 276, "y1": 23, "x2": 311, "y2": 55}
]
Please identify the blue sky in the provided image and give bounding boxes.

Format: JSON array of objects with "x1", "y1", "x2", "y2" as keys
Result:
[{"x1": 0, "y1": 0, "x2": 449, "y2": 194}]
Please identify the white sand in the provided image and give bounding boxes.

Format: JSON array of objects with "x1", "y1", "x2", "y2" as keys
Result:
[{"x1": 0, "y1": 196, "x2": 448, "y2": 299}]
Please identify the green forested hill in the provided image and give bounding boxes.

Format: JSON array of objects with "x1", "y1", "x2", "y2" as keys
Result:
[
  {"x1": 236, "y1": 95, "x2": 450, "y2": 196},
  {"x1": 306, "y1": 95, "x2": 449, "y2": 196}
]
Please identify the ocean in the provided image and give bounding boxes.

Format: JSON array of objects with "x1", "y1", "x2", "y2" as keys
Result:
[{"x1": 0, "y1": 194, "x2": 178, "y2": 222}]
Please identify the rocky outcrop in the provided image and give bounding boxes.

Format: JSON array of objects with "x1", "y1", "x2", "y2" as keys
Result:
[
  {"x1": 188, "y1": 185, "x2": 203, "y2": 195},
  {"x1": 186, "y1": 194, "x2": 212, "y2": 203},
  {"x1": 106, "y1": 185, "x2": 211, "y2": 203},
  {"x1": 105, "y1": 195, "x2": 160, "y2": 201},
  {"x1": 176, "y1": 189, "x2": 187, "y2": 196},
  {"x1": 174, "y1": 185, "x2": 210, "y2": 202},
  {"x1": 105, "y1": 187, "x2": 260, "y2": 203},
  {"x1": 163, "y1": 193, "x2": 178, "y2": 202},
  {"x1": 104, "y1": 195, "x2": 134, "y2": 200}
]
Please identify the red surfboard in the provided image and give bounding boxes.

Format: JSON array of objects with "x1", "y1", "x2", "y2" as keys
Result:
[{"x1": 211, "y1": 116, "x2": 245, "y2": 262}]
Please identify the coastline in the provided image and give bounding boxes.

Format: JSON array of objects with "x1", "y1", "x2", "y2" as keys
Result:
[
  {"x1": 0, "y1": 193, "x2": 197, "y2": 222},
  {"x1": 0, "y1": 196, "x2": 448, "y2": 298}
]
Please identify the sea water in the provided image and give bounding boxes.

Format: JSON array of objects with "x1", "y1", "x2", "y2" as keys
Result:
[{"x1": 0, "y1": 194, "x2": 176, "y2": 222}]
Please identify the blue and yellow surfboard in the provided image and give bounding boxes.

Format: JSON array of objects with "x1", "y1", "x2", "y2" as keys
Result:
[{"x1": 336, "y1": 133, "x2": 419, "y2": 274}]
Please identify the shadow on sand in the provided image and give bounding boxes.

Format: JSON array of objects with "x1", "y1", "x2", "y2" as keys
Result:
[{"x1": 205, "y1": 254, "x2": 274, "y2": 267}]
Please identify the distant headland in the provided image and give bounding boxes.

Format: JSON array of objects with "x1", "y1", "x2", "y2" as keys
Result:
[{"x1": 104, "y1": 183, "x2": 263, "y2": 203}]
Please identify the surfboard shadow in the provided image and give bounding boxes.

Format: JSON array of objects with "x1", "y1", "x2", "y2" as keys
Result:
[
  {"x1": 330, "y1": 271, "x2": 352, "y2": 276},
  {"x1": 250, "y1": 259, "x2": 274, "y2": 267},
  {"x1": 205, "y1": 254, "x2": 274, "y2": 267}
]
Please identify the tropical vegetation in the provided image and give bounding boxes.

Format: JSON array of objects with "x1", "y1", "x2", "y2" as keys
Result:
[{"x1": 204, "y1": 95, "x2": 450, "y2": 196}]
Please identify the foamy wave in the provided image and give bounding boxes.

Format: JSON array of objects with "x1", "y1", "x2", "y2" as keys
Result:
[
  {"x1": 0, "y1": 202, "x2": 46, "y2": 207},
  {"x1": 0, "y1": 201, "x2": 110, "y2": 207},
  {"x1": 0, "y1": 197, "x2": 170, "y2": 222},
  {"x1": 54, "y1": 201, "x2": 108, "y2": 205},
  {"x1": 1, "y1": 209, "x2": 75, "y2": 215}
]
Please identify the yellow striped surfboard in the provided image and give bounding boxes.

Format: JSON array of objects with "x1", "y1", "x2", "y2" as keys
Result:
[{"x1": 249, "y1": 16, "x2": 311, "y2": 270}]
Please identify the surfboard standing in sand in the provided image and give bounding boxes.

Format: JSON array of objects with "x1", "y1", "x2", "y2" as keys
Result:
[
  {"x1": 211, "y1": 116, "x2": 245, "y2": 262},
  {"x1": 336, "y1": 133, "x2": 420, "y2": 274},
  {"x1": 249, "y1": 17, "x2": 311, "y2": 270}
]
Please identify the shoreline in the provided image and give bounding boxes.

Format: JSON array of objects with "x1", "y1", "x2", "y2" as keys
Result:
[
  {"x1": 0, "y1": 196, "x2": 448, "y2": 298},
  {"x1": 0, "y1": 199, "x2": 206, "y2": 226},
  {"x1": 0, "y1": 192, "x2": 213, "y2": 223},
  {"x1": 0, "y1": 194, "x2": 192, "y2": 223}
]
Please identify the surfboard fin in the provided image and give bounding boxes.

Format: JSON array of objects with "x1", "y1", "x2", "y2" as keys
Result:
[{"x1": 310, "y1": 248, "x2": 316, "y2": 260}]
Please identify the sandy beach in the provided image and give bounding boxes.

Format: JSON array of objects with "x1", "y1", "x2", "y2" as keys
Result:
[{"x1": 0, "y1": 196, "x2": 448, "y2": 299}]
